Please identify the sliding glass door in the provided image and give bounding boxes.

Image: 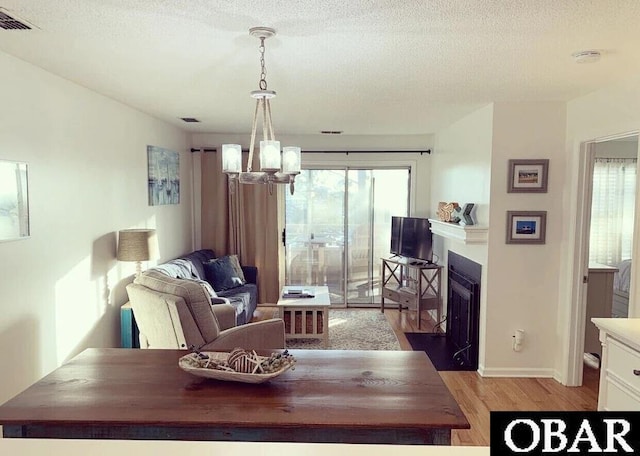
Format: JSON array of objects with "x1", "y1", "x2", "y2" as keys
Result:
[{"x1": 284, "y1": 167, "x2": 409, "y2": 307}]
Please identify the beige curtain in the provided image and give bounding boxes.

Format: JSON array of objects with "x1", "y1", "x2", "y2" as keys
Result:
[{"x1": 201, "y1": 150, "x2": 281, "y2": 304}]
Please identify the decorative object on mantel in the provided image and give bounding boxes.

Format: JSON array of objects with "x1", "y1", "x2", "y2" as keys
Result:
[
  {"x1": 178, "y1": 347, "x2": 296, "y2": 383},
  {"x1": 506, "y1": 210, "x2": 547, "y2": 244},
  {"x1": 116, "y1": 228, "x2": 159, "y2": 277},
  {"x1": 0, "y1": 159, "x2": 29, "y2": 241},
  {"x1": 437, "y1": 202, "x2": 460, "y2": 222},
  {"x1": 455, "y1": 203, "x2": 477, "y2": 226},
  {"x1": 507, "y1": 159, "x2": 549, "y2": 193},
  {"x1": 221, "y1": 27, "x2": 301, "y2": 195}
]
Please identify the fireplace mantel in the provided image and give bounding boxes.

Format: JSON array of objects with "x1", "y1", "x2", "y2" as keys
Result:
[{"x1": 428, "y1": 219, "x2": 488, "y2": 244}]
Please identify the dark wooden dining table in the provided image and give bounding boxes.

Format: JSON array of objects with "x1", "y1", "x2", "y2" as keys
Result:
[{"x1": 0, "y1": 348, "x2": 469, "y2": 445}]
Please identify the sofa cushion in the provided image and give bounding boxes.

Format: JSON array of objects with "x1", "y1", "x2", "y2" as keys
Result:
[
  {"x1": 217, "y1": 283, "x2": 258, "y2": 325},
  {"x1": 152, "y1": 258, "x2": 198, "y2": 280},
  {"x1": 204, "y1": 256, "x2": 246, "y2": 291},
  {"x1": 135, "y1": 270, "x2": 220, "y2": 342},
  {"x1": 181, "y1": 249, "x2": 216, "y2": 280},
  {"x1": 227, "y1": 255, "x2": 246, "y2": 283}
]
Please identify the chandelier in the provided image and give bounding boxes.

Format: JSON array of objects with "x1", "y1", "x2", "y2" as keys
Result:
[{"x1": 222, "y1": 27, "x2": 301, "y2": 195}]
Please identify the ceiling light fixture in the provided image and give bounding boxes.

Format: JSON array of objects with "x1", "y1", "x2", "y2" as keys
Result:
[{"x1": 222, "y1": 27, "x2": 301, "y2": 195}]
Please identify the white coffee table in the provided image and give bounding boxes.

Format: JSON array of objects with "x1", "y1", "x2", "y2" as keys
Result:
[{"x1": 277, "y1": 286, "x2": 330, "y2": 348}]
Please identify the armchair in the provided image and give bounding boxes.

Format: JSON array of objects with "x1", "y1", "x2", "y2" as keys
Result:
[{"x1": 125, "y1": 274, "x2": 285, "y2": 350}]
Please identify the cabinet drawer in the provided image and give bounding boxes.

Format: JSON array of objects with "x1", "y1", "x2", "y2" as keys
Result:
[
  {"x1": 604, "y1": 379, "x2": 640, "y2": 411},
  {"x1": 607, "y1": 338, "x2": 640, "y2": 390},
  {"x1": 382, "y1": 288, "x2": 399, "y2": 301},
  {"x1": 398, "y1": 294, "x2": 415, "y2": 305}
]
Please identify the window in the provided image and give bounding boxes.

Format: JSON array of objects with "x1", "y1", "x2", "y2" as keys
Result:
[{"x1": 589, "y1": 158, "x2": 637, "y2": 265}]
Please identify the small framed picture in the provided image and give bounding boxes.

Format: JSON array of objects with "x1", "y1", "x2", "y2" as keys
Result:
[
  {"x1": 507, "y1": 159, "x2": 549, "y2": 193},
  {"x1": 506, "y1": 211, "x2": 547, "y2": 244}
]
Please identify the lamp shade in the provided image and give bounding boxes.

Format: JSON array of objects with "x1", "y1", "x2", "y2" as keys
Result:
[
  {"x1": 116, "y1": 229, "x2": 159, "y2": 262},
  {"x1": 222, "y1": 144, "x2": 242, "y2": 173},
  {"x1": 259, "y1": 140, "x2": 281, "y2": 171},
  {"x1": 282, "y1": 146, "x2": 301, "y2": 174}
]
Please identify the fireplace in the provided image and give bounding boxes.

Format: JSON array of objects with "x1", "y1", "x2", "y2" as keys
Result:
[{"x1": 446, "y1": 251, "x2": 481, "y2": 370}]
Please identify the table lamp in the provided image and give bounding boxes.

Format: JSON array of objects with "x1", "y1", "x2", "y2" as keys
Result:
[{"x1": 116, "y1": 228, "x2": 159, "y2": 277}]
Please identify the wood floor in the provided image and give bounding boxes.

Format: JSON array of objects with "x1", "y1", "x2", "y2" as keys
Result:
[{"x1": 254, "y1": 305, "x2": 600, "y2": 447}]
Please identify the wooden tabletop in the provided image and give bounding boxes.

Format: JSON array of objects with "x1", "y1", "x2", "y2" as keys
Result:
[{"x1": 0, "y1": 348, "x2": 469, "y2": 444}]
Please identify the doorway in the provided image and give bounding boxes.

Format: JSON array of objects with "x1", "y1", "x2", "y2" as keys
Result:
[
  {"x1": 570, "y1": 132, "x2": 638, "y2": 386},
  {"x1": 283, "y1": 167, "x2": 410, "y2": 307},
  {"x1": 583, "y1": 136, "x2": 637, "y2": 367}
]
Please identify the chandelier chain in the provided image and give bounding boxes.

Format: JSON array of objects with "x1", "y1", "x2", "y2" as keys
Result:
[{"x1": 258, "y1": 37, "x2": 267, "y2": 90}]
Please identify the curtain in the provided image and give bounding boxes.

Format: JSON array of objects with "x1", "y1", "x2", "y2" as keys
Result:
[
  {"x1": 589, "y1": 158, "x2": 637, "y2": 265},
  {"x1": 201, "y1": 150, "x2": 281, "y2": 304}
]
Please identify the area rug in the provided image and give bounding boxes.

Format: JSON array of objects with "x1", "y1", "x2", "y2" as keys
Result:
[
  {"x1": 405, "y1": 332, "x2": 476, "y2": 371},
  {"x1": 278, "y1": 309, "x2": 401, "y2": 351}
]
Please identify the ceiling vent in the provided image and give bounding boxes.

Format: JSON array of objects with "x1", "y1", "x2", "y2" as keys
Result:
[
  {"x1": 571, "y1": 50, "x2": 601, "y2": 64},
  {"x1": 0, "y1": 9, "x2": 33, "y2": 30},
  {"x1": 180, "y1": 117, "x2": 200, "y2": 123}
]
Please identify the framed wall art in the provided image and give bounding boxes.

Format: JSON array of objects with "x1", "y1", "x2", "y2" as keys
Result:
[
  {"x1": 507, "y1": 159, "x2": 549, "y2": 193},
  {"x1": 147, "y1": 145, "x2": 180, "y2": 206},
  {"x1": 506, "y1": 211, "x2": 547, "y2": 244},
  {"x1": 0, "y1": 160, "x2": 30, "y2": 241}
]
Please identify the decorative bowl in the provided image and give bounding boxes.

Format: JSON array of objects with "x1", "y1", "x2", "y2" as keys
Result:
[{"x1": 178, "y1": 350, "x2": 295, "y2": 384}]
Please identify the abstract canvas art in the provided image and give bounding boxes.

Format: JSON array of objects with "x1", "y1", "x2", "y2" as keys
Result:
[
  {"x1": 147, "y1": 145, "x2": 180, "y2": 205},
  {"x1": 0, "y1": 160, "x2": 29, "y2": 241}
]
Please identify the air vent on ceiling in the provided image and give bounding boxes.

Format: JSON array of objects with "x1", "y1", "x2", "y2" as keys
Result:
[
  {"x1": 0, "y1": 9, "x2": 33, "y2": 30},
  {"x1": 180, "y1": 117, "x2": 201, "y2": 123},
  {"x1": 320, "y1": 130, "x2": 343, "y2": 135}
]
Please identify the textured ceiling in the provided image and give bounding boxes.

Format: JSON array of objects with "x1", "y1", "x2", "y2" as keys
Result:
[{"x1": 1, "y1": 1, "x2": 640, "y2": 136}]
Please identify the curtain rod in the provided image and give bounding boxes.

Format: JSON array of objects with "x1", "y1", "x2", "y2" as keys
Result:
[{"x1": 191, "y1": 148, "x2": 431, "y2": 155}]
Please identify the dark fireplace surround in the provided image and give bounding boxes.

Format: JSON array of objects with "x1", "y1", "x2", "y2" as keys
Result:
[{"x1": 446, "y1": 251, "x2": 481, "y2": 370}]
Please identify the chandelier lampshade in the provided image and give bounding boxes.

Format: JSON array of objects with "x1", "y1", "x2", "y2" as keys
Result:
[
  {"x1": 260, "y1": 140, "x2": 281, "y2": 172},
  {"x1": 282, "y1": 147, "x2": 302, "y2": 174},
  {"x1": 221, "y1": 27, "x2": 301, "y2": 194},
  {"x1": 222, "y1": 144, "x2": 242, "y2": 174}
]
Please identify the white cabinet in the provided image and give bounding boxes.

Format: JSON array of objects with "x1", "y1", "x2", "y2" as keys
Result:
[{"x1": 591, "y1": 318, "x2": 640, "y2": 411}]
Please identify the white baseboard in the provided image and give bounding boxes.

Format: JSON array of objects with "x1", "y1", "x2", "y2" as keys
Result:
[{"x1": 478, "y1": 365, "x2": 555, "y2": 378}]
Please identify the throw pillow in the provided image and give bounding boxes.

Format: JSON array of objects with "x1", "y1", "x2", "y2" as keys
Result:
[
  {"x1": 226, "y1": 254, "x2": 246, "y2": 284},
  {"x1": 204, "y1": 256, "x2": 246, "y2": 292}
]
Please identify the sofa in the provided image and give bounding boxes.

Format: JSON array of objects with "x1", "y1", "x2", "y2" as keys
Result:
[{"x1": 146, "y1": 249, "x2": 258, "y2": 325}]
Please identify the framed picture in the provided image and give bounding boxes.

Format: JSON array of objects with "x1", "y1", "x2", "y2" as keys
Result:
[
  {"x1": 0, "y1": 160, "x2": 30, "y2": 242},
  {"x1": 507, "y1": 159, "x2": 549, "y2": 193},
  {"x1": 506, "y1": 211, "x2": 547, "y2": 244},
  {"x1": 147, "y1": 145, "x2": 180, "y2": 206}
]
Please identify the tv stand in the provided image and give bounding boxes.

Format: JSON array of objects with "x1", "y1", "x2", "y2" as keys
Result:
[{"x1": 380, "y1": 257, "x2": 443, "y2": 330}]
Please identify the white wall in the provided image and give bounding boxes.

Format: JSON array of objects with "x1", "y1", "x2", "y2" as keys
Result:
[
  {"x1": 556, "y1": 77, "x2": 640, "y2": 384},
  {"x1": 485, "y1": 102, "x2": 567, "y2": 377},
  {"x1": 0, "y1": 51, "x2": 192, "y2": 404},
  {"x1": 595, "y1": 137, "x2": 639, "y2": 158},
  {"x1": 431, "y1": 102, "x2": 567, "y2": 377},
  {"x1": 431, "y1": 104, "x2": 493, "y2": 368}
]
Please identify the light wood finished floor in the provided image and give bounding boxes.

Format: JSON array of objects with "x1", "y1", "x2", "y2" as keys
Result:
[{"x1": 254, "y1": 305, "x2": 599, "y2": 446}]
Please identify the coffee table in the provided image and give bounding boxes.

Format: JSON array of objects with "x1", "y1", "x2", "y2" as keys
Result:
[
  {"x1": 277, "y1": 285, "x2": 330, "y2": 348},
  {"x1": 0, "y1": 348, "x2": 469, "y2": 445}
]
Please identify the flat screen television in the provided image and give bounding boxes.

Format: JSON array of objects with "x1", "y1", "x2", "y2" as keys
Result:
[
  {"x1": 389, "y1": 216, "x2": 433, "y2": 263},
  {"x1": 390, "y1": 216, "x2": 403, "y2": 255}
]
